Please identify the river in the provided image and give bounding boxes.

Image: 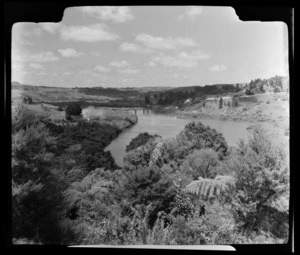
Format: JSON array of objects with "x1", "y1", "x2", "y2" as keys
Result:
[{"x1": 104, "y1": 108, "x2": 251, "y2": 167}]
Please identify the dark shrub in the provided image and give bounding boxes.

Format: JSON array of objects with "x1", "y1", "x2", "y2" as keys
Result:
[
  {"x1": 126, "y1": 132, "x2": 159, "y2": 152},
  {"x1": 65, "y1": 102, "x2": 82, "y2": 120},
  {"x1": 245, "y1": 89, "x2": 254, "y2": 96}
]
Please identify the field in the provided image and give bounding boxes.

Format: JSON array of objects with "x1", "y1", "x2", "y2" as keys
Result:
[{"x1": 11, "y1": 82, "x2": 116, "y2": 105}]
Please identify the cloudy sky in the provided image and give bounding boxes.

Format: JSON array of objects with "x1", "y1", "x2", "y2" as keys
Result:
[{"x1": 11, "y1": 6, "x2": 289, "y2": 88}]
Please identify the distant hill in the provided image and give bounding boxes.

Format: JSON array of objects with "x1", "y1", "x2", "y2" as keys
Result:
[
  {"x1": 144, "y1": 84, "x2": 239, "y2": 106},
  {"x1": 11, "y1": 75, "x2": 288, "y2": 107}
]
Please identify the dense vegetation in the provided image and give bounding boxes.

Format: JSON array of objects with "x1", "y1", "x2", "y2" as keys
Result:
[
  {"x1": 65, "y1": 102, "x2": 82, "y2": 121},
  {"x1": 144, "y1": 76, "x2": 287, "y2": 107},
  {"x1": 78, "y1": 87, "x2": 141, "y2": 98},
  {"x1": 144, "y1": 84, "x2": 238, "y2": 106},
  {"x1": 14, "y1": 76, "x2": 287, "y2": 113},
  {"x1": 246, "y1": 76, "x2": 286, "y2": 95},
  {"x1": 40, "y1": 100, "x2": 145, "y2": 109},
  {"x1": 12, "y1": 103, "x2": 289, "y2": 245},
  {"x1": 125, "y1": 132, "x2": 160, "y2": 152}
]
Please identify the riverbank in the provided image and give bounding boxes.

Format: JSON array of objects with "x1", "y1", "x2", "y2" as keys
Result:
[
  {"x1": 21, "y1": 102, "x2": 138, "y2": 131},
  {"x1": 82, "y1": 106, "x2": 138, "y2": 130},
  {"x1": 176, "y1": 92, "x2": 289, "y2": 151},
  {"x1": 149, "y1": 92, "x2": 289, "y2": 152}
]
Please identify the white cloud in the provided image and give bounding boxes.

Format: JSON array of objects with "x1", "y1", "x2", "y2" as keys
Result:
[
  {"x1": 13, "y1": 49, "x2": 59, "y2": 63},
  {"x1": 146, "y1": 61, "x2": 156, "y2": 67},
  {"x1": 30, "y1": 51, "x2": 60, "y2": 62},
  {"x1": 58, "y1": 48, "x2": 84, "y2": 57},
  {"x1": 94, "y1": 65, "x2": 111, "y2": 72},
  {"x1": 62, "y1": 71, "x2": 74, "y2": 76},
  {"x1": 39, "y1": 23, "x2": 61, "y2": 34},
  {"x1": 109, "y1": 60, "x2": 129, "y2": 68},
  {"x1": 178, "y1": 6, "x2": 203, "y2": 21},
  {"x1": 178, "y1": 50, "x2": 210, "y2": 60},
  {"x1": 152, "y1": 50, "x2": 209, "y2": 68},
  {"x1": 29, "y1": 63, "x2": 45, "y2": 69},
  {"x1": 135, "y1": 33, "x2": 197, "y2": 50},
  {"x1": 119, "y1": 42, "x2": 152, "y2": 54},
  {"x1": 39, "y1": 22, "x2": 120, "y2": 42},
  {"x1": 209, "y1": 64, "x2": 228, "y2": 72},
  {"x1": 153, "y1": 55, "x2": 197, "y2": 68},
  {"x1": 118, "y1": 68, "x2": 140, "y2": 75},
  {"x1": 11, "y1": 61, "x2": 28, "y2": 82},
  {"x1": 12, "y1": 23, "x2": 34, "y2": 46},
  {"x1": 80, "y1": 6, "x2": 134, "y2": 23},
  {"x1": 91, "y1": 51, "x2": 101, "y2": 56},
  {"x1": 60, "y1": 23, "x2": 119, "y2": 42},
  {"x1": 78, "y1": 69, "x2": 93, "y2": 75},
  {"x1": 35, "y1": 71, "x2": 47, "y2": 76}
]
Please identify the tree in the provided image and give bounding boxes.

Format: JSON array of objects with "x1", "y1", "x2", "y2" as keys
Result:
[
  {"x1": 12, "y1": 107, "x2": 80, "y2": 244},
  {"x1": 259, "y1": 84, "x2": 265, "y2": 93},
  {"x1": 12, "y1": 123, "x2": 56, "y2": 184},
  {"x1": 126, "y1": 132, "x2": 159, "y2": 152},
  {"x1": 178, "y1": 122, "x2": 228, "y2": 159},
  {"x1": 124, "y1": 138, "x2": 159, "y2": 170},
  {"x1": 225, "y1": 126, "x2": 289, "y2": 236},
  {"x1": 219, "y1": 97, "x2": 223, "y2": 109},
  {"x1": 273, "y1": 86, "x2": 280, "y2": 93},
  {"x1": 183, "y1": 149, "x2": 220, "y2": 179},
  {"x1": 184, "y1": 175, "x2": 235, "y2": 203},
  {"x1": 232, "y1": 95, "x2": 239, "y2": 107},
  {"x1": 120, "y1": 165, "x2": 176, "y2": 227},
  {"x1": 65, "y1": 102, "x2": 82, "y2": 121},
  {"x1": 12, "y1": 120, "x2": 70, "y2": 243},
  {"x1": 12, "y1": 103, "x2": 40, "y2": 133},
  {"x1": 144, "y1": 95, "x2": 151, "y2": 105},
  {"x1": 245, "y1": 89, "x2": 254, "y2": 96},
  {"x1": 23, "y1": 96, "x2": 33, "y2": 104},
  {"x1": 63, "y1": 168, "x2": 114, "y2": 222}
]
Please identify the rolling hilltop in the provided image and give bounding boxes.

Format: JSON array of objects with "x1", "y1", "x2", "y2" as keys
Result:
[{"x1": 11, "y1": 75, "x2": 288, "y2": 108}]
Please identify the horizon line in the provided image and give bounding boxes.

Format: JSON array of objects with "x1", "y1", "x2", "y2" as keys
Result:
[{"x1": 11, "y1": 74, "x2": 288, "y2": 89}]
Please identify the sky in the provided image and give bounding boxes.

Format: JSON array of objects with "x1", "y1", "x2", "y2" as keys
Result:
[{"x1": 11, "y1": 6, "x2": 289, "y2": 88}]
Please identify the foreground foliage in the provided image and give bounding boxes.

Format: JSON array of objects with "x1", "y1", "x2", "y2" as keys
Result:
[{"x1": 11, "y1": 105, "x2": 289, "y2": 245}]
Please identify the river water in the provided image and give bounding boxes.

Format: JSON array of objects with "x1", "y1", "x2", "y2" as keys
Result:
[{"x1": 105, "y1": 109, "x2": 251, "y2": 167}]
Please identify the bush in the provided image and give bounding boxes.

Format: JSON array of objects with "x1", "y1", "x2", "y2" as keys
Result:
[
  {"x1": 12, "y1": 112, "x2": 75, "y2": 244},
  {"x1": 245, "y1": 89, "x2": 254, "y2": 95},
  {"x1": 183, "y1": 149, "x2": 220, "y2": 179},
  {"x1": 126, "y1": 133, "x2": 159, "y2": 152},
  {"x1": 225, "y1": 126, "x2": 289, "y2": 237},
  {"x1": 23, "y1": 96, "x2": 33, "y2": 104},
  {"x1": 12, "y1": 103, "x2": 41, "y2": 133},
  {"x1": 167, "y1": 202, "x2": 239, "y2": 245},
  {"x1": 120, "y1": 165, "x2": 176, "y2": 227},
  {"x1": 65, "y1": 102, "x2": 82, "y2": 120},
  {"x1": 178, "y1": 122, "x2": 228, "y2": 159}
]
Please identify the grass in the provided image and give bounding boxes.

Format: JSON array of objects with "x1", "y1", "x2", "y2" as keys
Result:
[{"x1": 25, "y1": 104, "x2": 65, "y2": 121}]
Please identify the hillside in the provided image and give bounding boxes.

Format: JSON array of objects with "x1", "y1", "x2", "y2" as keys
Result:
[
  {"x1": 178, "y1": 92, "x2": 289, "y2": 151},
  {"x1": 11, "y1": 83, "x2": 114, "y2": 105},
  {"x1": 11, "y1": 82, "x2": 172, "y2": 105},
  {"x1": 11, "y1": 75, "x2": 288, "y2": 108}
]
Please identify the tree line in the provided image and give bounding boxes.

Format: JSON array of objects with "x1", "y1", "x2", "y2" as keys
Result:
[{"x1": 144, "y1": 84, "x2": 239, "y2": 106}]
